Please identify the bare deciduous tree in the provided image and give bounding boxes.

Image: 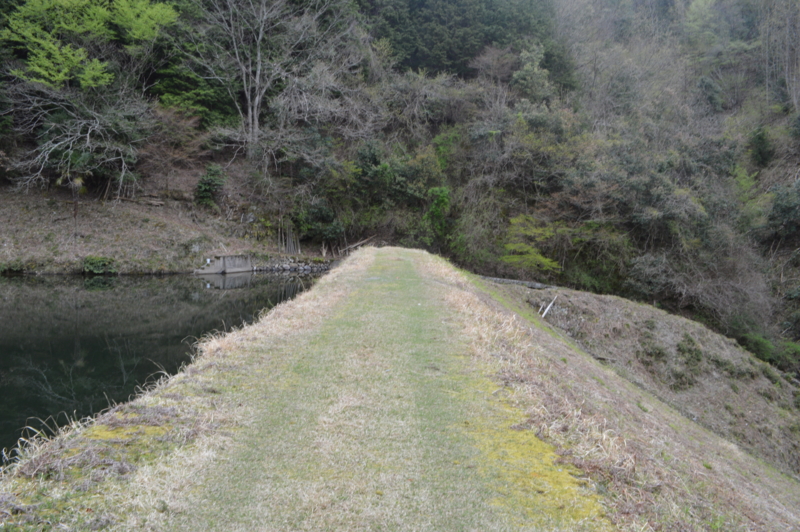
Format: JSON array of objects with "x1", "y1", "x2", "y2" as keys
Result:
[
  {"x1": 469, "y1": 46, "x2": 519, "y2": 84},
  {"x1": 182, "y1": 0, "x2": 361, "y2": 159},
  {"x1": 6, "y1": 82, "x2": 150, "y2": 196},
  {"x1": 761, "y1": 0, "x2": 800, "y2": 111}
]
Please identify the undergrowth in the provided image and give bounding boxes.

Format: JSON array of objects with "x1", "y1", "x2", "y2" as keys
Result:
[{"x1": 194, "y1": 165, "x2": 225, "y2": 209}]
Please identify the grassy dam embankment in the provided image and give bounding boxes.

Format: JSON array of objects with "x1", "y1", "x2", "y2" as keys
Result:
[{"x1": 1, "y1": 247, "x2": 799, "y2": 531}]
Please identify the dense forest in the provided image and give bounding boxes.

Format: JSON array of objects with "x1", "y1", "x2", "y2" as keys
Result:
[{"x1": 2, "y1": 0, "x2": 800, "y2": 376}]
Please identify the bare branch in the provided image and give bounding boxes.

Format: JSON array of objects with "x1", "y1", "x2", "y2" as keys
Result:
[{"x1": 182, "y1": 0, "x2": 364, "y2": 159}]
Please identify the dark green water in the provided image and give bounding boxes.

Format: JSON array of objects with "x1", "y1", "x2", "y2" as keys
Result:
[{"x1": 0, "y1": 273, "x2": 310, "y2": 453}]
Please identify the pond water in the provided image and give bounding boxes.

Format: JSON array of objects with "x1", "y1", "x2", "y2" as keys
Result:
[{"x1": 0, "y1": 272, "x2": 312, "y2": 453}]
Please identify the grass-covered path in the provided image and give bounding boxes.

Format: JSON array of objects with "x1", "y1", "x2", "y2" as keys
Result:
[{"x1": 157, "y1": 247, "x2": 607, "y2": 531}]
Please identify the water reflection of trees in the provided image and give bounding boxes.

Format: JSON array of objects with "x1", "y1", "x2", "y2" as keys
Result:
[
  {"x1": 107, "y1": 335, "x2": 144, "y2": 389},
  {"x1": 0, "y1": 274, "x2": 309, "y2": 451},
  {"x1": 4, "y1": 335, "x2": 152, "y2": 443},
  {"x1": 14, "y1": 356, "x2": 77, "y2": 405}
]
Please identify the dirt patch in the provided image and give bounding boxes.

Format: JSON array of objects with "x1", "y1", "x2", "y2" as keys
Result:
[{"x1": 0, "y1": 183, "x2": 310, "y2": 275}]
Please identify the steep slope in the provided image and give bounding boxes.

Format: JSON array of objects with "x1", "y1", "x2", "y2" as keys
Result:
[
  {"x1": 518, "y1": 285, "x2": 800, "y2": 478},
  {"x1": 464, "y1": 276, "x2": 800, "y2": 530}
]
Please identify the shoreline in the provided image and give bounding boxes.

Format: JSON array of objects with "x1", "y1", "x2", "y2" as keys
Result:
[
  {"x1": 0, "y1": 254, "x2": 337, "y2": 276},
  {"x1": 0, "y1": 187, "x2": 341, "y2": 278}
]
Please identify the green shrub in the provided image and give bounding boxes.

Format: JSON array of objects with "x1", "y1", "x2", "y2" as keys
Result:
[
  {"x1": 389, "y1": 147, "x2": 445, "y2": 206},
  {"x1": 697, "y1": 76, "x2": 723, "y2": 112},
  {"x1": 677, "y1": 333, "x2": 703, "y2": 370},
  {"x1": 502, "y1": 215, "x2": 561, "y2": 273},
  {"x1": 354, "y1": 143, "x2": 393, "y2": 205},
  {"x1": 83, "y1": 256, "x2": 116, "y2": 275},
  {"x1": 295, "y1": 201, "x2": 345, "y2": 245},
  {"x1": 709, "y1": 355, "x2": 750, "y2": 379},
  {"x1": 738, "y1": 335, "x2": 800, "y2": 373},
  {"x1": 636, "y1": 343, "x2": 668, "y2": 367},
  {"x1": 0, "y1": 259, "x2": 25, "y2": 275},
  {"x1": 84, "y1": 276, "x2": 116, "y2": 290},
  {"x1": 767, "y1": 181, "x2": 800, "y2": 239},
  {"x1": 738, "y1": 333, "x2": 775, "y2": 362},
  {"x1": 760, "y1": 364, "x2": 781, "y2": 385},
  {"x1": 432, "y1": 127, "x2": 462, "y2": 170},
  {"x1": 423, "y1": 187, "x2": 451, "y2": 242},
  {"x1": 749, "y1": 127, "x2": 774, "y2": 167},
  {"x1": 772, "y1": 341, "x2": 800, "y2": 373},
  {"x1": 151, "y1": 66, "x2": 239, "y2": 128},
  {"x1": 670, "y1": 369, "x2": 696, "y2": 391},
  {"x1": 195, "y1": 164, "x2": 226, "y2": 207}
]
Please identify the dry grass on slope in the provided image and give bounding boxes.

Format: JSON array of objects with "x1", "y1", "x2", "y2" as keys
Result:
[
  {"x1": 0, "y1": 187, "x2": 269, "y2": 274},
  {"x1": 523, "y1": 287, "x2": 800, "y2": 479},
  {"x1": 417, "y1": 256, "x2": 800, "y2": 531}
]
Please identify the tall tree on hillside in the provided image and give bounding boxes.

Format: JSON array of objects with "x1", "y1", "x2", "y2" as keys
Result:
[
  {"x1": 181, "y1": 0, "x2": 362, "y2": 160},
  {"x1": 761, "y1": 0, "x2": 800, "y2": 110}
]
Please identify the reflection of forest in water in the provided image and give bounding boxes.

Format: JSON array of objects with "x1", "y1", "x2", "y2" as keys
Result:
[{"x1": 0, "y1": 273, "x2": 309, "y2": 452}]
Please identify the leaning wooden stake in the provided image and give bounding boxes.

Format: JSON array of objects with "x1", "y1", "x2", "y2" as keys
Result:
[
  {"x1": 340, "y1": 235, "x2": 376, "y2": 254},
  {"x1": 541, "y1": 295, "x2": 558, "y2": 318}
]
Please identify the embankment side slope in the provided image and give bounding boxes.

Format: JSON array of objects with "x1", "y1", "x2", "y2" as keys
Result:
[
  {"x1": 1, "y1": 247, "x2": 799, "y2": 531},
  {"x1": 520, "y1": 286, "x2": 800, "y2": 478}
]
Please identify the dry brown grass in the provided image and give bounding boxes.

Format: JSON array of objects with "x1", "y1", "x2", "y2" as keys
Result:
[
  {"x1": 522, "y1": 287, "x2": 800, "y2": 478},
  {"x1": 414, "y1": 254, "x2": 800, "y2": 531},
  {"x1": 0, "y1": 184, "x2": 276, "y2": 274}
]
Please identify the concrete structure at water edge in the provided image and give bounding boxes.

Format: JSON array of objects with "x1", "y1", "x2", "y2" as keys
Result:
[
  {"x1": 195, "y1": 254, "x2": 335, "y2": 275},
  {"x1": 197, "y1": 272, "x2": 255, "y2": 290},
  {"x1": 194, "y1": 255, "x2": 253, "y2": 275}
]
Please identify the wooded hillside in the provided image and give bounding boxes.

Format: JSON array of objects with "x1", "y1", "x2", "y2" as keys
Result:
[{"x1": 2, "y1": 0, "x2": 800, "y2": 377}]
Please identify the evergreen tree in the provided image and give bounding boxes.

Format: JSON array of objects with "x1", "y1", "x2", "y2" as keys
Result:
[{"x1": 357, "y1": 0, "x2": 553, "y2": 75}]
